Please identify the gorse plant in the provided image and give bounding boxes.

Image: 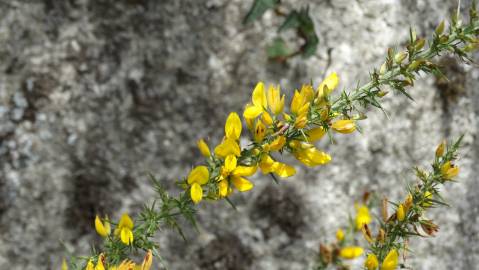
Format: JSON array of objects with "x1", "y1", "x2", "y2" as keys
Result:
[
  {"x1": 315, "y1": 137, "x2": 462, "y2": 270},
  {"x1": 63, "y1": 3, "x2": 478, "y2": 270}
]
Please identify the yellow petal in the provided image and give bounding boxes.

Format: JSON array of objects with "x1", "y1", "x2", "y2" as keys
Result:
[
  {"x1": 254, "y1": 121, "x2": 266, "y2": 143},
  {"x1": 95, "y1": 215, "x2": 110, "y2": 238},
  {"x1": 317, "y1": 72, "x2": 339, "y2": 97},
  {"x1": 218, "y1": 179, "x2": 229, "y2": 197},
  {"x1": 355, "y1": 205, "x2": 372, "y2": 230},
  {"x1": 261, "y1": 111, "x2": 273, "y2": 126},
  {"x1": 290, "y1": 90, "x2": 304, "y2": 115},
  {"x1": 331, "y1": 119, "x2": 356, "y2": 134},
  {"x1": 62, "y1": 258, "x2": 68, "y2": 270},
  {"x1": 225, "y1": 112, "x2": 242, "y2": 140},
  {"x1": 259, "y1": 155, "x2": 276, "y2": 174},
  {"x1": 120, "y1": 227, "x2": 134, "y2": 245},
  {"x1": 95, "y1": 254, "x2": 106, "y2": 270},
  {"x1": 267, "y1": 85, "x2": 284, "y2": 115},
  {"x1": 214, "y1": 138, "x2": 241, "y2": 158},
  {"x1": 141, "y1": 250, "x2": 153, "y2": 270},
  {"x1": 86, "y1": 260, "x2": 95, "y2": 270},
  {"x1": 231, "y1": 176, "x2": 254, "y2": 192},
  {"x1": 224, "y1": 155, "x2": 237, "y2": 173},
  {"x1": 187, "y1": 165, "x2": 209, "y2": 185},
  {"x1": 273, "y1": 162, "x2": 296, "y2": 177},
  {"x1": 232, "y1": 165, "x2": 257, "y2": 177},
  {"x1": 243, "y1": 104, "x2": 263, "y2": 119},
  {"x1": 190, "y1": 182, "x2": 203, "y2": 204},
  {"x1": 252, "y1": 81, "x2": 267, "y2": 108},
  {"x1": 295, "y1": 146, "x2": 331, "y2": 167},
  {"x1": 339, "y1": 246, "x2": 364, "y2": 259},
  {"x1": 118, "y1": 213, "x2": 134, "y2": 230},
  {"x1": 365, "y1": 253, "x2": 379, "y2": 270},
  {"x1": 336, "y1": 229, "x2": 344, "y2": 242},
  {"x1": 381, "y1": 249, "x2": 399, "y2": 270},
  {"x1": 197, "y1": 139, "x2": 211, "y2": 157},
  {"x1": 397, "y1": 204, "x2": 405, "y2": 222},
  {"x1": 300, "y1": 84, "x2": 315, "y2": 102},
  {"x1": 307, "y1": 127, "x2": 326, "y2": 142},
  {"x1": 269, "y1": 136, "x2": 286, "y2": 151},
  {"x1": 422, "y1": 191, "x2": 433, "y2": 207}
]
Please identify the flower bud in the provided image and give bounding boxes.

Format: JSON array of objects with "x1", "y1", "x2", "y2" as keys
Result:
[
  {"x1": 397, "y1": 204, "x2": 405, "y2": 222},
  {"x1": 377, "y1": 228, "x2": 386, "y2": 243},
  {"x1": 394, "y1": 51, "x2": 408, "y2": 64},
  {"x1": 435, "y1": 140, "x2": 446, "y2": 157},
  {"x1": 435, "y1": 20, "x2": 445, "y2": 36},
  {"x1": 421, "y1": 219, "x2": 439, "y2": 236},
  {"x1": 381, "y1": 197, "x2": 389, "y2": 222},
  {"x1": 365, "y1": 253, "x2": 379, "y2": 270},
  {"x1": 319, "y1": 244, "x2": 332, "y2": 264},
  {"x1": 404, "y1": 193, "x2": 413, "y2": 212},
  {"x1": 339, "y1": 246, "x2": 364, "y2": 259},
  {"x1": 336, "y1": 228, "x2": 345, "y2": 242},
  {"x1": 379, "y1": 62, "x2": 388, "y2": 75},
  {"x1": 414, "y1": 38, "x2": 426, "y2": 50}
]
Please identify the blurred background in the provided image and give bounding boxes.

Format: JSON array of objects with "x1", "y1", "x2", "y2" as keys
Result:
[{"x1": 0, "y1": 0, "x2": 478, "y2": 269}]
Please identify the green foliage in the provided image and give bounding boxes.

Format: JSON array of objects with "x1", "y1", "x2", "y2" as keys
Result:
[{"x1": 243, "y1": 0, "x2": 280, "y2": 24}]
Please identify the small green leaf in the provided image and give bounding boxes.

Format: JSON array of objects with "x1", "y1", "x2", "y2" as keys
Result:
[
  {"x1": 278, "y1": 11, "x2": 300, "y2": 32},
  {"x1": 243, "y1": 0, "x2": 280, "y2": 24},
  {"x1": 266, "y1": 38, "x2": 291, "y2": 59}
]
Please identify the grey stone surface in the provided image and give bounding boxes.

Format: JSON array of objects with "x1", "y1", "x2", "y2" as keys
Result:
[{"x1": 0, "y1": 0, "x2": 477, "y2": 269}]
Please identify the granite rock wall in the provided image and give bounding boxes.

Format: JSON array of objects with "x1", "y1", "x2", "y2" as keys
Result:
[{"x1": 0, "y1": 0, "x2": 477, "y2": 269}]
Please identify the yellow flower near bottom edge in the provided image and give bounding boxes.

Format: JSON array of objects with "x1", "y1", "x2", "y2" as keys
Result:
[
  {"x1": 365, "y1": 253, "x2": 379, "y2": 270},
  {"x1": 339, "y1": 246, "x2": 364, "y2": 259},
  {"x1": 381, "y1": 249, "x2": 399, "y2": 270},
  {"x1": 61, "y1": 258, "x2": 68, "y2": 270}
]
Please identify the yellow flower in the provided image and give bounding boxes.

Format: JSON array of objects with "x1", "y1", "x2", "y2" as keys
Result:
[
  {"x1": 214, "y1": 138, "x2": 241, "y2": 158},
  {"x1": 331, "y1": 119, "x2": 356, "y2": 134},
  {"x1": 261, "y1": 111, "x2": 273, "y2": 126},
  {"x1": 290, "y1": 141, "x2": 331, "y2": 167},
  {"x1": 317, "y1": 72, "x2": 339, "y2": 99},
  {"x1": 267, "y1": 84, "x2": 285, "y2": 115},
  {"x1": 114, "y1": 213, "x2": 134, "y2": 245},
  {"x1": 244, "y1": 82, "x2": 267, "y2": 120},
  {"x1": 95, "y1": 254, "x2": 105, "y2": 270},
  {"x1": 219, "y1": 154, "x2": 257, "y2": 195},
  {"x1": 339, "y1": 246, "x2": 364, "y2": 259},
  {"x1": 141, "y1": 250, "x2": 153, "y2": 270},
  {"x1": 397, "y1": 204, "x2": 405, "y2": 222},
  {"x1": 197, "y1": 139, "x2": 211, "y2": 157},
  {"x1": 381, "y1": 249, "x2": 399, "y2": 270},
  {"x1": 259, "y1": 155, "x2": 296, "y2": 177},
  {"x1": 306, "y1": 127, "x2": 326, "y2": 142},
  {"x1": 268, "y1": 135, "x2": 286, "y2": 151},
  {"x1": 355, "y1": 204, "x2": 372, "y2": 230},
  {"x1": 187, "y1": 166, "x2": 210, "y2": 204},
  {"x1": 435, "y1": 140, "x2": 446, "y2": 157},
  {"x1": 94, "y1": 215, "x2": 110, "y2": 238},
  {"x1": 61, "y1": 258, "x2": 68, "y2": 270},
  {"x1": 423, "y1": 191, "x2": 433, "y2": 208},
  {"x1": 336, "y1": 228, "x2": 344, "y2": 242},
  {"x1": 225, "y1": 112, "x2": 242, "y2": 140},
  {"x1": 86, "y1": 260, "x2": 94, "y2": 270},
  {"x1": 365, "y1": 253, "x2": 379, "y2": 270},
  {"x1": 254, "y1": 121, "x2": 266, "y2": 142},
  {"x1": 441, "y1": 161, "x2": 459, "y2": 179}
]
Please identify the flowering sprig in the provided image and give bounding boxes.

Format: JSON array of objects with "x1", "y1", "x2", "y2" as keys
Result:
[
  {"x1": 315, "y1": 137, "x2": 462, "y2": 270},
  {"x1": 63, "y1": 4, "x2": 478, "y2": 270}
]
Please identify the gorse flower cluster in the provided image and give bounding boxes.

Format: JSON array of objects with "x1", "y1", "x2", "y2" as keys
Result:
[
  {"x1": 316, "y1": 138, "x2": 462, "y2": 270},
  {"x1": 62, "y1": 3, "x2": 478, "y2": 270}
]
